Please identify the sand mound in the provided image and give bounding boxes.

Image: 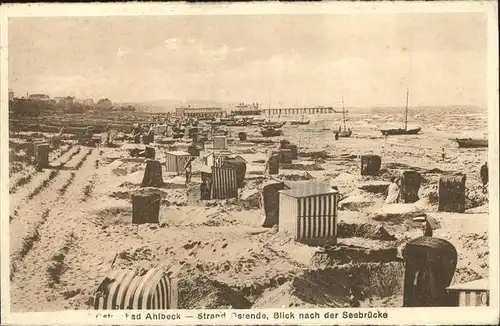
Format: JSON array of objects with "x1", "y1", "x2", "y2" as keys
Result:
[
  {"x1": 298, "y1": 150, "x2": 328, "y2": 159},
  {"x1": 120, "y1": 170, "x2": 144, "y2": 185},
  {"x1": 94, "y1": 205, "x2": 132, "y2": 226},
  {"x1": 133, "y1": 187, "x2": 171, "y2": 198},
  {"x1": 253, "y1": 263, "x2": 404, "y2": 308},
  {"x1": 108, "y1": 187, "x2": 186, "y2": 210},
  {"x1": 337, "y1": 222, "x2": 395, "y2": 240},
  {"x1": 177, "y1": 272, "x2": 252, "y2": 309},
  {"x1": 281, "y1": 162, "x2": 324, "y2": 171},
  {"x1": 339, "y1": 193, "x2": 379, "y2": 211},
  {"x1": 278, "y1": 171, "x2": 314, "y2": 181},
  {"x1": 115, "y1": 247, "x2": 156, "y2": 268},
  {"x1": 253, "y1": 271, "x2": 348, "y2": 308},
  {"x1": 452, "y1": 267, "x2": 484, "y2": 285},
  {"x1": 466, "y1": 203, "x2": 488, "y2": 214},
  {"x1": 358, "y1": 181, "x2": 390, "y2": 194},
  {"x1": 233, "y1": 147, "x2": 257, "y2": 154},
  {"x1": 109, "y1": 190, "x2": 133, "y2": 200},
  {"x1": 370, "y1": 203, "x2": 427, "y2": 223},
  {"x1": 418, "y1": 184, "x2": 439, "y2": 205},
  {"x1": 465, "y1": 186, "x2": 489, "y2": 210},
  {"x1": 332, "y1": 173, "x2": 364, "y2": 194},
  {"x1": 239, "y1": 188, "x2": 261, "y2": 210},
  {"x1": 254, "y1": 278, "x2": 347, "y2": 308},
  {"x1": 162, "y1": 176, "x2": 187, "y2": 189},
  {"x1": 311, "y1": 246, "x2": 399, "y2": 267}
]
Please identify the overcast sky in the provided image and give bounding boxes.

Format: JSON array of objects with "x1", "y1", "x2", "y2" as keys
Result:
[{"x1": 8, "y1": 13, "x2": 487, "y2": 108}]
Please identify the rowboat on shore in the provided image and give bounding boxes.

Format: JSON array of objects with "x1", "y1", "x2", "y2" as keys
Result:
[
  {"x1": 261, "y1": 127, "x2": 283, "y2": 137},
  {"x1": 260, "y1": 121, "x2": 286, "y2": 129},
  {"x1": 290, "y1": 120, "x2": 310, "y2": 125},
  {"x1": 454, "y1": 138, "x2": 488, "y2": 148},
  {"x1": 290, "y1": 114, "x2": 310, "y2": 125}
]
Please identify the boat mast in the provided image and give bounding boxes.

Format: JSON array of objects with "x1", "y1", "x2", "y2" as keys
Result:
[
  {"x1": 268, "y1": 93, "x2": 271, "y2": 121},
  {"x1": 342, "y1": 96, "x2": 347, "y2": 131},
  {"x1": 404, "y1": 88, "x2": 409, "y2": 131}
]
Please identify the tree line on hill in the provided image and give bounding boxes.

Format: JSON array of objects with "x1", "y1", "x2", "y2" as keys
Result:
[{"x1": 8, "y1": 97, "x2": 136, "y2": 118}]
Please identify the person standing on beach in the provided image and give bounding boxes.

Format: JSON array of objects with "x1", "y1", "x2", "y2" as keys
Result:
[
  {"x1": 480, "y1": 162, "x2": 488, "y2": 193},
  {"x1": 184, "y1": 157, "x2": 194, "y2": 184},
  {"x1": 385, "y1": 177, "x2": 400, "y2": 204},
  {"x1": 200, "y1": 176, "x2": 209, "y2": 200},
  {"x1": 441, "y1": 148, "x2": 446, "y2": 162},
  {"x1": 335, "y1": 131, "x2": 339, "y2": 140},
  {"x1": 423, "y1": 219, "x2": 433, "y2": 237}
]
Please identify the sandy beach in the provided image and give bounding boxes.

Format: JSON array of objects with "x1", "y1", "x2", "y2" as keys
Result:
[{"x1": 7, "y1": 106, "x2": 489, "y2": 311}]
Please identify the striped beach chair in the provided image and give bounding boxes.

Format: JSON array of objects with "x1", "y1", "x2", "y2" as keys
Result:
[
  {"x1": 93, "y1": 266, "x2": 178, "y2": 310},
  {"x1": 210, "y1": 166, "x2": 238, "y2": 200},
  {"x1": 447, "y1": 278, "x2": 489, "y2": 306},
  {"x1": 278, "y1": 184, "x2": 339, "y2": 246}
]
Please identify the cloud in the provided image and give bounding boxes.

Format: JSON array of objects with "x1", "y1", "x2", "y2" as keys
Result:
[
  {"x1": 164, "y1": 38, "x2": 179, "y2": 50},
  {"x1": 116, "y1": 47, "x2": 130, "y2": 58}
]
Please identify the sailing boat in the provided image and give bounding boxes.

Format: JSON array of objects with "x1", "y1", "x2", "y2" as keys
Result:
[
  {"x1": 337, "y1": 97, "x2": 352, "y2": 137},
  {"x1": 380, "y1": 88, "x2": 421, "y2": 136},
  {"x1": 260, "y1": 100, "x2": 286, "y2": 132},
  {"x1": 290, "y1": 113, "x2": 310, "y2": 125}
]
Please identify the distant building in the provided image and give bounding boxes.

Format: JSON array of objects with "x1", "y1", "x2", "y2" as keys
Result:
[
  {"x1": 230, "y1": 102, "x2": 261, "y2": 116},
  {"x1": 29, "y1": 94, "x2": 50, "y2": 101},
  {"x1": 176, "y1": 106, "x2": 224, "y2": 118}
]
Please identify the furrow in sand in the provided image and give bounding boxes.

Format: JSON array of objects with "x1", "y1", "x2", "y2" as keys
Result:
[
  {"x1": 10, "y1": 149, "x2": 99, "y2": 312},
  {"x1": 8, "y1": 145, "x2": 81, "y2": 208},
  {"x1": 9, "y1": 147, "x2": 90, "y2": 262},
  {"x1": 8, "y1": 146, "x2": 89, "y2": 221},
  {"x1": 9, "y1": 144, "x2": 76, "y2": 194},
  {"x1": 8, "y1": 141, "x2": 67, "y2": 180}
]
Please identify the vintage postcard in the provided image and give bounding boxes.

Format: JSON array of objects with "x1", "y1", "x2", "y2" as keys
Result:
[{"x1": 0, "y1": 1, "x2": 498, "y2": 325}]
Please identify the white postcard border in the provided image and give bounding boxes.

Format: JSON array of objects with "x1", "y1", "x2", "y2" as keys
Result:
[{"x1": 1, "y1": 1, "x2": 498, "y2": 325}]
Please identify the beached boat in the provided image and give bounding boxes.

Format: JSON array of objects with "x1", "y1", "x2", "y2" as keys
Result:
[
  {"x1": 454, "y1": 138, "x2": 488, "y2": 148},
  {"x1": 290, "y1": 114, "x2": 310, "y2": 125},
  {"x1": 261, "y1": 127, "x2": 283, "y2": 137},
  {"x1": 380, "y1": 127, "x2": 421, "y2": 136},
  {"x1": 225, "y1": 120, "x2": 245, "y2": 127},
  {"x1": 206, "y1": 119, "x2": 226, "y2": 126},
  {"x1": 290, "y1": 120, "x2": 310, "y2": 125},
  {"x1": 260, "y1": 121, "x2": 287, "y2": 129},
  {"x1": 380, "y1": 89, "x2": 421, "y2": 136}
]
